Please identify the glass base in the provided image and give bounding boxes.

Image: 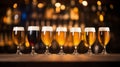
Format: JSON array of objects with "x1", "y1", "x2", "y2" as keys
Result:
[
  {"x1": 101, "y1": 51, "x2": 108, "y2": 55},
  {"x1": 16, "y1": 51, "x2": 22, "y2": 55},
  {"x1": 31, "y1": 50, "x2": 37, "y2": 55},
  {"x1": 58, "y1": 50, "x2": 65, "y2": 55},
  {"x1": 44, "y1": 52, "x2": 51, "y2": 55},
  {"x1": 73, "y1": 52, "x2": 79, "y2": 55},
  {"x1": 86, "y1": 51, "x2": 93, "y2": 55}
]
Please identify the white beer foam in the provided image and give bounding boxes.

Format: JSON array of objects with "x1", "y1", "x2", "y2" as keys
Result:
[
  {"x1": 70, "y1": 27, "x2": 81, "y2": 32},
  {"x1": 13, "y1": 27, "x2": 24, "y2": 31},
  {"x1": 28, "y1": 26, "x2": 40, "y2": 31},
  {"x1": 85, "y1": 27, "x2": 96, "y2": 32},
  {"x1": 56, "y1": 27, "x2": 67, "y2": 32},
  {"x1": 42, "y1": 26, "x2": 53, "y2": 31},
  {"x1": 99, "y1": 27, "x2": 110, "y2": 31}
]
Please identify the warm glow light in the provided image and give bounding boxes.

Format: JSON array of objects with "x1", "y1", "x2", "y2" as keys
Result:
[
  {"x1": 110, "y1": 4, "x2": 114, "y2": 9},
  {"x1": 73, "y1": 7, "x2": 79, "y2": 13},
  {"x1": 55, "y1": 7, "x2": 60, "y2": 13},
  {"x1": 55, "y1": 2, "x2": 61, "y2": 7},
  {"x1": 79, "y1": 0, "x2": 83, "y2": 4},
  {"x1": 13, "y1": 3, "x2": 17, "y2": 8},
  {"x1": 99, "y1": 14, "x2": 104, "y2": 22},
  {"x1": 82, "y1": 1, "x2": 88, "y2": 6},
  {"x1": 38, "y1": 3, "x2": 44, "y2": 8},
  {"x1": 60, "y1": 5, "x2": 66, "y2": 10},
  {"x1": 97, "y1": 1, "x2": 101, "y2": 6}
]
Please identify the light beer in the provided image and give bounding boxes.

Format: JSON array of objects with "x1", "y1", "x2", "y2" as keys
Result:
[
  {"x1": 13, "y1": 27, "x2": 25, "y2": 45},
  {"x1": 98, "y1": 27, "x2": 110, "y2": 46},
  {"x1": 85, "y1": 27, "x2": 96, "y2": 54},
  {"x1": 41, "y1": 26, "x2": 53, "y2": 46},
  {"x1": 85, "y1": 27, "x2": 96, "y2": 46},
  {"x1": 70, "y1": 27, "x2": 81, "y2": 46},
  {"x1": 56, "y1": 27, "x2": 67, "y2": 46},
  {"x1": 13, "y1": 27, "x2": 25, "y2": 55}
]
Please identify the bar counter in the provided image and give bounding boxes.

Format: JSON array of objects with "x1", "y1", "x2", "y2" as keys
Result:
[{"x1": 0, "y1": 54, "x2": 120, "y2": 62}]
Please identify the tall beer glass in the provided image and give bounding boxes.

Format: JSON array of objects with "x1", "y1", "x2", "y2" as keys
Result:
[
  {"x1": 98, "y1": 27, "x2": 110, "y2": 54},
  {"x1": 70, "y1": 27, "x2": 82, "y2": 55},
  {"x1": 13, "y1": 27, "x2": 25, "y2": 55},
  {"x1": 41, "y1": 26, "x2": 53, "y2": 55},
  {"x1": 27, "y1": 26, "x2": 40, "y2": 55},
  {"x1": 56, "y1": 27, "x2": 67, "y2": 55},
  {"x1": 85, "y1": 27, "x2": 96, "y2": 54}
]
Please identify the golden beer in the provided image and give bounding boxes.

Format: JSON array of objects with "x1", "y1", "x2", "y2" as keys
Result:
[
  {"x1": 70, "y1": 27, "x2": 81, "y2": 46},
  {"x1": 41, "y1": 26, "x2": 53, "y2": 46},
  {"x1": 85, "y1": 27, "x2": 96, "y2": 54},
  {"x1": 98, "y1": 27, "x2": 110, "y2": 46},
  {"x1": 13, "y1": 27, "x2": 25, "y2": 45},
  {"x1": 56, "y1": 27, "x2": 67, "y2": 46},
  {"x1": 13, "y1": 27, "x2": 25, "y2": 55},
  {"x1": 85, "y1": 32, "x2": 96, "y2": 46},
  {"x1": 85, "y1": 27, "x2": 96, "y2": 46}
]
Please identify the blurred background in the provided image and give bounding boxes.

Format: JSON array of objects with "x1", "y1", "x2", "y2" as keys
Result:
[{"x1": 0, "y1": 0, "x2": 120, "y2": 54}]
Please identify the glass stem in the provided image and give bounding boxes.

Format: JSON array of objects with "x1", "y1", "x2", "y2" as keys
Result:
[
  {"x1": 17, "y1": 45, "x2": 20, "y2": 53},
  {"x1": 45, "y1": 45, "x2": 49, "y2": 53},
  {"x1": 31, "y1": 46, "x2": 35, "y2": 53},
  {"x1": 88, "y1": 45, "x2": 92, "y2": 54},
  {"x1": 60, "y1": 46, "x2": 63, "y2": 53},
  {"x1": 74, "y1": 46, "x2": 77, "y2": 53},
  {"x1": 103, "y1": 46, "x2": 107, "y2": 54}
]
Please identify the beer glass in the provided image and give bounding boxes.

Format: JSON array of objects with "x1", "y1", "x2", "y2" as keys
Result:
[
  {"x1": 27, "y1": 26, "x2": 40, "y2": 55},
  {"x1": 98, "y1": 27, "x2": 110, "y2": 54},
  {"x1": 56, "y1": 27, "x2": 67, "y2": 55},
  {"x1": 12, "y1": 27, "x2": 25, "y2": 55},
  {"x1": 85, "y1": 27, "x2": 96, "y2": 54},
  {"x1": 70, "y1": 27, "x2": 82, "y2": 55},
  {"x1": 41, "y1": 26, "x2": 53, "y2": 55}
]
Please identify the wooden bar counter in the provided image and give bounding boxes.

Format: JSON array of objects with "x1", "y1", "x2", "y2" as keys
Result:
[{"x1": 0, "y1": 54, "x2": 120, "y2": 62}]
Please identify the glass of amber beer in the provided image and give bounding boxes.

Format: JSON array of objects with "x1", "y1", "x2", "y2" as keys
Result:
[
  {"x1": 70, "y1": 27, "x2": 82, "y2": 55},
  {"x1": 41, "y1": 26, "x2": 53, "y2": 55},
  {"x1": 98, "y1": 27, "x2": 110, "y2": 54},
  {"x1": 12, "y1": 27, "x2": 25, "y2": 55},
  {"x1": 56, "y1": 27, "x2": 67, "y2": 55},
  {"x1": 85, "y1": 27, "x2": 96, "y2": 55},
  {"x1": 27, "y1": 26, "x2": 40, "y2": 55}
]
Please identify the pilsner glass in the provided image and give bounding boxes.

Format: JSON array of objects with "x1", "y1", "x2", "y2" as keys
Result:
[
  {"x1": 85, "y1": 27, "x2": 96, "y2": 55},
  {"x1": 12, "y1": 27, "x2": 25, "y2": 55},
  {"x1": 41, "y1": 26, "x2": 53, "y2": 55},
  {"x1": 56, "y1": 27, "x2": 67, "y2": 55},
  {"x1": 70, "y1": 27, "x2": 82, "y2": 55},
  {"x1": 98, "y1": 27, "x2": 110, "y2": 54},
  {"x1": 27, "y1": 26, "x2": 40, "y2": 55}
]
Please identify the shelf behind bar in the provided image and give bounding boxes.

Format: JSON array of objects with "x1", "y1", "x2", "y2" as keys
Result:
[{"x1": 0, "y1": 54, "x2": 120, "y2": 62}]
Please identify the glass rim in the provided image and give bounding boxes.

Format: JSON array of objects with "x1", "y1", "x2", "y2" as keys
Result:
[
  {"x1": 41, "y1": 26, "x2": 53, "y2": 31},
  {"x1": 85, "y1": 27, "x2": 96, "y2": 32},
  {"x1": 13, "y1": 27, "x2": 24, "y2": 31},
  {"x1": 56, "y1": 27, "x2": 67, "y2": 32},
  {"x1": 70, "y1": 27, "x2": 81, "y2": 32},
  {"x1": 28, "y1": 26, "x2": 40, "y2": 31},
  {"x1": 98, "y1": 27, "x2": 110, "y2": 31}
]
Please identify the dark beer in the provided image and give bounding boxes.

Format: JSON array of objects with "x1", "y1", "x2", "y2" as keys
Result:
[{"x1": 27, "y1": 26, "x2": 40, "y2": 46}]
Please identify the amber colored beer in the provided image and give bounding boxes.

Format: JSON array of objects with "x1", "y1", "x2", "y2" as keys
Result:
[
  {"x1": 13, "y1": 27, "x2": 25, "y2": 45},
  {"x1": 41, "y1": 26, "x2": 53, "y2": 46},
  {"x1": 70, "y1": 27, "x2": 81, "y2": 46},
  {"x1": 85, "y1": 27, "x2": 96, "y2": 46},
  {"x1": 56, "y1": 27, "x2": 67, "y2": 46},
  {"x1": 98, "y1": 27, "x2": 110, "y2": 46}
]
